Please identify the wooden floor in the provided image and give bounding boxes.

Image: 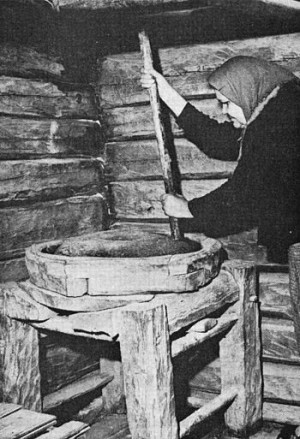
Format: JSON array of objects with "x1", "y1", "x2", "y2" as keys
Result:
[{"x1": 85, "y1": 414, "x2": 285, "y2": 439}]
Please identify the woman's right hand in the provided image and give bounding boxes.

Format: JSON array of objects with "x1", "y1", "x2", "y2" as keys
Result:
[{"x1": 140, "y1": 68, "x2": 167, "y2": 90}]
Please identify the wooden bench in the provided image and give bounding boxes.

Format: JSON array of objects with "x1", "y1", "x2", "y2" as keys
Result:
[
  {"x1": 0, "y1": 403, "x2": 89, "y2": 439},
  {"x1": 0, "y1": 260, "x2": 262, "y2": 439}
]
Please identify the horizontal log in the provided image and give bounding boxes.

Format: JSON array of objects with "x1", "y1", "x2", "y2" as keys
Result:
[
  {"x1": 98, "y1": 72, "x2": 214, "y2": 108},
  {"x1": 43, "y1": 370, "x2": 113, "y2": 411},
  {"x1": 105, "y1": 139, "x2": 237, "y2": 181},
  {"x1": 0, "y1": 257, "x2": 28, "y2": 283},
  {"x1": 0, "y1": 44, "x2": 64, "y2": 78},
  {"x1": 0, "y1": 158, "x2": 103, "y2": 205},
  {"x1": 110, "y1": 179, "x2": 226, "y2": 220},
  {"x1": 99, "y1": 33, "x2": 300, "y2": 84},
  {"x1": 0, "y1": 117, "x2": 102, "y2": 159},
  {"x1": 0, "y1": 79, "x2": 98, "y2": 119},
  {"x1": 188, "y1": 394, "x2": 300, "y2": 426},
  {"x1": 58, "y1": 0, "x2": 219, "y2": 9},
  {"x1": 259, "y1": 272, "x2": 291, "y2": 318},
  {"x1": 188, "y1": 358, "x2": 300, "y2": 403},
  {"x1": 0, "y1": 194, "x2": 107, "y2": 260},
  {"x1": 180, "y1": 389, "x2": 237, "y2": 438},
  {"x1": 104, "y1": 99, "x2": 227, "y2": 140}
]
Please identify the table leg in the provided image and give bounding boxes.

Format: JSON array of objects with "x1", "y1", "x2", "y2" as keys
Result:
[{"x1": 119, "y1": 304, "x2": 179, "y2": 439}]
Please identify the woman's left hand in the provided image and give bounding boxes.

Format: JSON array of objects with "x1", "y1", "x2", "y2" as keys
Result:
[{"x1": 160, "y1": 194, "x2": 193, "y2": 218}]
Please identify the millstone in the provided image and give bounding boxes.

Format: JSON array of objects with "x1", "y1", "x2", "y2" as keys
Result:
[{"x1": 54, "y1": 229, "x2": 201, "y2": 258}]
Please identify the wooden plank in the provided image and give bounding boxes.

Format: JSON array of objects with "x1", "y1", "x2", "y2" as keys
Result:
[
  {"x1": 105, "y1": 139, "x2": 236, "y2": 181},
  {"x1": 262, "y1": 318, "x2": 300, "y2": 362},
  {"x1": 0, "y1": 194, "x2": 106, "y2": 260},
  {"x1": 52, "y1": 269, "x2": 238, "y2": 337},
  {"x1": 0, "y1": 403, "x2": 21, "y2": 419},
  {"x1": 0, "y1": 409, "x2": 56, "y2": 439},
  {"x1": 104, "y1": 99, "x2": 227, "y2": 141},
  {"x1": 180, "y1": 389, "x2": 237, "y2": 438},
  {"x1": 0, "y1": 117, "x2": 102, "y2": 159},
  {"x1": 259, "y1": 272, "x2": 291, "y2": 318},
  {"x1": 189, "y1": 359, "x2": 300, "y2": 404},
  {"x1": 263, "y1": 402, "x2": 300, "y2": 424},
  {"x1": 171, "y1": 312, "x2": 237, "y2": 358},
  {"x1": 37, "y1": 422, "x2": 89, "y2": 439},
  {"x1": 220, "y1": 261, "x2": 262, "y2": 433},
  {"x1": 99, "y1": 33, "x2": 300, "y2": 84},
  {"x1": 98, "y1": 72, "x2": 214, "y2": 108},
  {"x1": 0, "y1": 78, "x2": 97, "y2": 119},
  {"x1": 110, "y1": 179, "x2": 226, "y2": 220},
  {"x1": 188, "y1": 394, "x2": 300, "y2": 426},
  {"x1": 119, "y1": 304, "x2": 179, "y2": 439},
  {"x1": 43, "y1": 370, "x2": 113, "y2": 411},
  {"x1": 0, "y1": 44, "x2": 64, "y2": 78},
  {"x1": 1, "y1": 282, "x2": 57, "y2": 321},
  {"x1": 0, "y1": 159, "x2": 103, "y2": 205},
  {"x1": 0, "y1": 314, "x2": 42, "y2": 411},
  {"x1": 288, "y1": 243, "x2": 300, "y2": 353},
  {"x1": 59, "y1": 0, "x2": 220, "y2": 9}
]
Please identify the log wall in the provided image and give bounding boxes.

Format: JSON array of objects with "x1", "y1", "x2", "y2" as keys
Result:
[
  {"x1": 98, "y1": 32, "x2": 300, "y2": 422},
  {"x1": 0, "y1": 45, "x2": 107, "y2": 283}
]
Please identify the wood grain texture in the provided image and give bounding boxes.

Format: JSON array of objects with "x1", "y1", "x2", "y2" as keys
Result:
[
  {"x1": 189, "y1": 359, "x2": 300, "y2": 404},
  {"x1": 119, "y1": 304, "x2": 179, "y2": 439},
  {"x1": 288, "y1": 243, "x2": 300, "y2": 353},
  {"x1": 0, "y1": 44, "x2": 64, "y2": 78},
  {"x1": 0, "y1": 313, "x2": 42, "y2": 411},
  {"x1": 104, "y1": 99, "x2": 227, "y2": 141},
  {"x1": 0, "y1": 117, "x2": 102, "y2": 159},
  {"x1": 1, "y1": 282, "x2": 56, "y2": 321},
  {"x1": 0, "y1": 77, "x2": 97, "y2": 119},
  {"x1": 105, "y1": 139, "x2": 236, "y2": 181},
  {"x1": 0, "y1": 194, "x2": 106, "y2": 260},
  {"x1": 0, "y1": 409, "x2": 56, "y2": 439},
  {"x1": 0, "y1": 158, "x2": 103, "y2": 205},
  {"x1": 37, "y1": 422, "x2": 89, "y2": 439},
  {"x1": 43, "y1": 370, "x2": 113, "y2": 411},
  {"x1": 58, "y1": 0, "x2": 220, "y2": 9},
  {"x1": 220, "y1": 261, "x2": 262, "y2": 434},
  {"x1": 262, "y1": 318, "x2": 300, "y2": 362},
  {"x1": 99, "y1": 33, "x2": 300, "y2": 85},
  {"x1": 110, "y1": 179, "x2": 226, "y2": 220}
]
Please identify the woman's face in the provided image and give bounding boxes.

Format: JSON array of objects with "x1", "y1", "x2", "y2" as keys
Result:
[{"x1": 215, "y1": 90, "x2": 246, "y2": 128}]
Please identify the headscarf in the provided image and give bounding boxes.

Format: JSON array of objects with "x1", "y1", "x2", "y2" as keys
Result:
[{"x1": 208, "y1": 56, "x2": 295, "y2": 121}]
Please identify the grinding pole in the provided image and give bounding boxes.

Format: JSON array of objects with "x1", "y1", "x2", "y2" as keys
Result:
[{"x1": 139, "y1": 31, "x2": 182, "y2": 240}]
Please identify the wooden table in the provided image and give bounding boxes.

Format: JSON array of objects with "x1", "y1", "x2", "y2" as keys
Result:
[{"x1": 0, "y1": 260, "x2": 262, "y2": 439}]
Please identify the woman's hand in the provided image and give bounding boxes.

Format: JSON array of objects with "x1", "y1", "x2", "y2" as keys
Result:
[
  {"x1": 140, "y1": 68, "x2": 187, "y2": 117},
  {"x1": 161, "y1": 194, "x2": 193, "y2": 218}
]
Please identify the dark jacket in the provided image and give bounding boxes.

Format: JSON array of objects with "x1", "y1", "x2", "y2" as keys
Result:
[{"x1": 177, "y1": 80, "x2": 300, "y2": 263}]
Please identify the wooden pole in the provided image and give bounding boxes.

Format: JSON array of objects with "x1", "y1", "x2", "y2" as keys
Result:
[
  {"x1": 289, "y1": 243, "x2": 300, "y2": 354},
  {"x1": 119, "y1": 304, "x2": 179, "y2": 439},
  {"x1": 139, "y1": 31, "x2": 182, "y2": 240},
  {"x1": 220, "y1": 261, "x2": 262, "y2": 435}
]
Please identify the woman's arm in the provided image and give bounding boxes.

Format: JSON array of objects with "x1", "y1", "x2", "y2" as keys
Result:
[{"x1": 141, "y1": 69, "x2": 241, "y2": 161}]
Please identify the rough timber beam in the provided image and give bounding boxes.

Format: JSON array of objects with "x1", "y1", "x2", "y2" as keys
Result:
[{"x1": 57, "y1": 0, "x2": 223, "y2": 9}]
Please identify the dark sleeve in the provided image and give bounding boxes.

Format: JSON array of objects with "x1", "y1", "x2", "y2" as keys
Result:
[
  {"x1": 176, "y1": 103, "x2": 241, "y2": 161},
  {"x1": 180, "y1": 156, "x2": 258, "y2": 237}
]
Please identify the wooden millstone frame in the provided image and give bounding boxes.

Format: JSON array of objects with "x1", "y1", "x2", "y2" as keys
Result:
[{"x1": 25, "y1": 225, "x2": 222, "y2": 297}]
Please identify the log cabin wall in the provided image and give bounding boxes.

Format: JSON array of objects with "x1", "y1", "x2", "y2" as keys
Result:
[
  {"x1": 0, "y1": 2, "x2": 108, "y2": 407},
  {"x1": 0, "y1": 3, "x2": 108, "y2": 284}
]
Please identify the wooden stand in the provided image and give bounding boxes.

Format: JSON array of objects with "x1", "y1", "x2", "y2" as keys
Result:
[{"x1": 0, "y1": 260, "x2": 262, "y2": 438}]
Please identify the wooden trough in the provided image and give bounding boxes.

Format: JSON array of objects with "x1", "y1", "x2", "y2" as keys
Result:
[{"x1": 25, "y1": 225, "x2": 221, "y2": 297}]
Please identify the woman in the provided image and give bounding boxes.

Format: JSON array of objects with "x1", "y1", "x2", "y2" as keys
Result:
[{"x1": 141, "y1": 56, "x2": 300, "y2": 263}]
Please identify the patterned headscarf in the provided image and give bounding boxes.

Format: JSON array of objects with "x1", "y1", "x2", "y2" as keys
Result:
[{"x1": 208, "y1": 56, "x2": 295, "y2": 121}]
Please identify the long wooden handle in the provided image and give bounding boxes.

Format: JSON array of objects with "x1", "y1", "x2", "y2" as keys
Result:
[{"x1": 139, "y1": 31, "x2": 182, "y2": 240}]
